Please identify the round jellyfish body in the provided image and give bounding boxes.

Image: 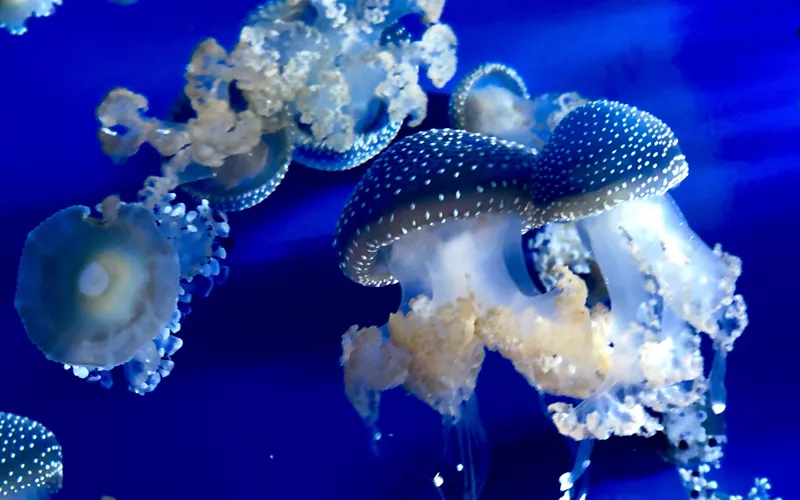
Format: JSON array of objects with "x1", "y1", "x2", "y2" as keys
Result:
[
  {"x1": 63, "y1": 194, "x2": 231, "y2": 395},
  {"x1": 286, "y1": 19, "x2": 406, "y2": 172},
  {"x1": 0, "y1": 0, "x2": 61, "y2": 35},
  {"x1": 336, "y1": 129, "x2": 539, "y2": 498},
  {"x1": 15, "y1": 197, "x2": 181, "y2": 369},
  {"x1": 449, "y1": 62, "x2": 588, "y2": 149},
  {"x1": 0, "y1": 412, "x2": 63, "y2": 499}
]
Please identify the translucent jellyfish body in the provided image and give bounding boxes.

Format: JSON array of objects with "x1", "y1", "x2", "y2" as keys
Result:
[
  {"x1": 15, "y1": 195, "x2": 229, "y2": 395},
  {"x1": 336, "y1": 129, "x2": 539, "y2": 498},
  {"x1": 0, "y1": 0, "x2": 61, "y2": 35},
  {"x1": 0, "y1": 412, "x2": 63, "y2": 498},
  {"x1": 449, "y1": 62, "x2": 587, "y2": 149},
  {"x1": 78, "y1": 194, "x2": 231, "y2": 394},
  {"x1": 15, "y1": 197, "x2": 180, "y2": 368}
]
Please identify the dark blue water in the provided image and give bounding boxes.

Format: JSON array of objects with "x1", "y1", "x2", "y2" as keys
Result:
[{"x1": 0, "y1": 0, "x2": 798, "y2": 498}]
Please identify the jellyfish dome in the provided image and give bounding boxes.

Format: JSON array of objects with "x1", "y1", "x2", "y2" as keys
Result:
[
  {"x1": 0, "y1": 412, "x2": 63, "y2": 499},
  {"x1": 15, "y1": 197, "x2": 181, "y2": 368},
  {"x1": 0, "y1": 0, "x2": 61, "y2": 35},
  {"x1": 449, "y1": 62, "x2": 588, "y2": 149}
]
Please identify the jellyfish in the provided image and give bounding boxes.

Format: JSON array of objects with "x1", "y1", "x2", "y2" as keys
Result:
[
  {"x1": 97, "y1": 0, "x2": 459, "y2": 197},
  {"x1": 15, "y1": 197, "x2": 180, "y2": 368},
  {"x1": 449, "y1": 62, "x2": 587, "y2": 149},
  {"x1": 158, "y1": 88, "x2": 294, "y2": 212},
  {"x1": 177, "y1": 131, "x2": 292, "y2": 212},
  {"x1": 0, "y1": 0, "x2": 61, "y2": 35},
  {"x1": 16, "y1": 194, "x2": 229, "y2": 394},
  {"x1": 462, "y1": 100, "x2": 746, "y2": 496},
  {"x1": 659, "y1": 395, "x2": 781, "y2": 500},
  {"x1": 0, "y1": 412, "x2": 63, "y2": 499},
  {"x1": 336, "y1": 128, "x2": 543, "y2": 498}
]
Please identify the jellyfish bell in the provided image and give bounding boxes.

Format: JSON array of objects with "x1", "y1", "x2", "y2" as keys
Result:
[
  {"x1": 336, "y1": 129, "x2": 539, "y2": 498},
  {"x1": 449, "y1": 62, "x2": 588, "y2": 149},
  {"x1": 15, "y1": 196, "x2": 181, "y2": 369},
  {"x1": 180, "y1": 130, "x2": 293, "y2": 212},
  {"x1": 0, "y1": 412, "x2": 63, "y2": 499}
]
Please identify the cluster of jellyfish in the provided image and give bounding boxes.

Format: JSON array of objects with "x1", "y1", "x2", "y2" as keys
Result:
[
  {"x1": 8, "y1": 0, "x2": 459, "y2": 497},
  {"x1": 335, "y1": 62, "x2": 780, "y2": 499},
  {"x1": 4, "y1": 0, "x2": 781, "y2": 498}
]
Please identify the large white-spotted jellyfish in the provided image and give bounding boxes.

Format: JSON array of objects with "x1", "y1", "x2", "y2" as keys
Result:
[
  {"x1": 15, "y1": 194, "x2": 230, "y2": 394},
  {"x1": 336, "y1": 129, "x2": 544, "y2": 499},
  {"x1": 449, "y1": 62, "x2": 587, "y2": 149},
  {"x1": 0, "y1": 0, "x2": 61, "y2": 35},
  {"x1": 0, "y1": 412, "x2": 63, "y2": 499},
  {"x1": 96, "y1": 0, "x2": 458, "y2": 205},
  {"x1": 658, "y1": 394, "x2": 780, "y2": 500},
  {"x1": 467, "y1": 99, "x2": 746, "y2": 497}
]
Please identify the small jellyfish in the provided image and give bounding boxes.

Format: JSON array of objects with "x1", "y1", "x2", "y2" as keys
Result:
[
  {"x1": 165, "y1": 90, "x2": 293, "y2": 212},
  {"x1": 336, "y1": 129, "x2": 538, "y2": 498},
  {"x1": 0, "y1": 0, "x2": 61, "y2": 35},
  {"x1": 449, "y1": 62, "x2": 587, "y2": 148},
  {"x1": 0, "y1": 412, "x2": 63, "y2": 499},
  {"x1": 15, "y1": 196, "x2": 181, "y2": 369},
  {"x1": 67, "y1": 194, "x2": 231, "y2": 395},
  {"x1": 179, "y1": 131, "x2": 293, "y2": 212}
]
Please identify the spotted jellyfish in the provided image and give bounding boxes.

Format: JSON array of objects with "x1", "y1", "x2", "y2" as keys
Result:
[
  {"x1": 474, "y1": 99, "x2": 747, "y2": 496},
  {"x1": 449, "y1": 62, "x2": 588, "y2": 149},
  {"x1": 336, "y1": 128, "x2": 546, "y2": 499},
  {"x1": 0, "y1": 412, "x2": 63, "y2": 499}
]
